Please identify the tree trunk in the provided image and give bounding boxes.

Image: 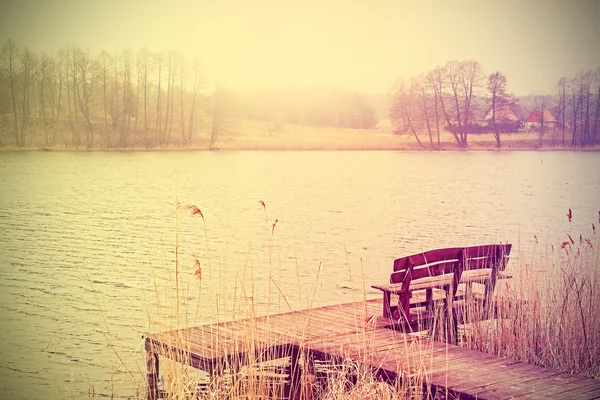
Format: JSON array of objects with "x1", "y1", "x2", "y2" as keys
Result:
[
  {"x1": 437, "y1": 83, "x2": 460, "y2": 146},
  {"x1": 180, "y1": 61, "x2": 185, "y2": 146},
  {"x1": 579, "y1": 80, "x2": 584, "y2": 147},
  {"x1": 54, "y1": 67, "x2": 62, "y2": 145},
  {"x1": 592, "y1": 84, "x2": 600, "y2": 145},
  {"x1": 72, "y1": 48, "x2": 80, "y2": 147},
  {"x1": 562, "y1": 84, "x2": 566, "y2": 146},
  {"x1": 209, "y1": 89, "x2": 220, "y2": 149},
  {"x1": 156, "y1": 56, "x2": 162, "y2": 146},
  {"x1": 491, "y1": 95, "x2": 501, "y2": 148},
  {"x1": 65, "y1": 58, "x2": 75, "y2": 146},
  {"x1": 188, "y1": 65, "x2": 200, "y2": 145},
  {"x1": 113, "y1": 60, "x2": 121, "y2": 141},
  {"x1": 134, "y1": 72, "x2": 140, "y2": 135},
  {"x1": 7, "y1": 41, "x2": 20, "y2": 147},
  {"x1": 421, "y1": 81, "x2": 433, "y2": 148},
  {"x1": 167, "y1": 62, "x2": 175, "y2": 143},
  {"x1": 405, "y1": 109, "x2": 423, "y2": 148},
  {"x1": 584, "y1": 84, "x2": 591, "y2": 146},
  {"x1": 433, "y1": 87, "x2": 440, "y2": 149},
  {"x1": 571, "y1": 90, "x2": 578, "y2": 148},
  {"x1": 20, "y1": 53, "x2": 31, "y2": 148},
  {"x1": 451, "y1": 89, "x2": 465, "y2": 147},
  {"x1": 40, "y1": 69, "x2": 48, "y2": 146},
  {"x1": 143, "y1": 62, "x2": 148, "y2": 148},
  {"x1": 164, "y1": 57, "x2": 171, "y2": 145},
  {"x1": 539, "y1": 107, "x2": 545, "y2": 147},
  {"x1": 123, "y1": 60, "x2": 129, "y2": 147}
]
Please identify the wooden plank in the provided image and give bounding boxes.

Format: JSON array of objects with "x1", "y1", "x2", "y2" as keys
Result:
[
  {"x1": 519, "y1": 377, "x2": 600, "y2": 399},
  {"x1": 455, "y1": 367, "x2": 564, "y2": 396},
  {"x1": 394, "y1": 247, "x2": 463, "y2": 271},
  {"x1": 428, "y1": 359, "x2": 558, "y2": 397},
  {"x1": 569, "y1": 387, "x2": 600, "y2": 399},
  {"x1": 513, "y1": 378, "x2": 600, "y2": 399},
  {"x1": 553, "y1": 380, "x2": 600, "y2": 398},
  {"x1": 473, "y1": 368, "x2": 595, "y2": 399}
]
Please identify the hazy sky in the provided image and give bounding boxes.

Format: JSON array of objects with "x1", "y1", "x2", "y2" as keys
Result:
[{"x1": 1, "y1": 0, "x2": 599, "y2": 94}]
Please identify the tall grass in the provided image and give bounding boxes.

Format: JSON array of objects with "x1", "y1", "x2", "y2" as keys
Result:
[
  {"x1": 461, "y1": 232, "x2": 600, "y2": 378},
  {"x1": 136, "y1": 207, "x2": 600, "y2": 399}
]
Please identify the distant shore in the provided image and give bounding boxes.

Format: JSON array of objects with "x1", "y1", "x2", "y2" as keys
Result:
[{"x1": 1, "y1": 119, "x2": 598, "y2": 152}]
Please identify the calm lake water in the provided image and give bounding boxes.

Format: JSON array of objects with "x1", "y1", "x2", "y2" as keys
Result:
[{"x1": 0, "y1": 151, "x2": 598, "y2": 399}]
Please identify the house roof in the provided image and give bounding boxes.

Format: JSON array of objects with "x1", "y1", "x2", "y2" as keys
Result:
[
  {"x1": 525, "y1": 109, "x2": 558, "y2": 123},
  {"x1": 483, "y1": 104, "x2": 519, "y2": 123}
]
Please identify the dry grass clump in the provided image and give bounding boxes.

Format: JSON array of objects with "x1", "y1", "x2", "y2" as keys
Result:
[{"x1": 462, "y1": 233, "x2": 600, "y2": 378}]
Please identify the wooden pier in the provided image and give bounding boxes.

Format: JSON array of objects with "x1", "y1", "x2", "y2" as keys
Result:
[{"x1": 145, "y1": 298, "x2": 600, "y2": 399}]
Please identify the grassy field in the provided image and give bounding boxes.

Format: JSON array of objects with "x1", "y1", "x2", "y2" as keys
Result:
[{"x1": 212, "y1": 119, "x2": 600, "y2": 151}]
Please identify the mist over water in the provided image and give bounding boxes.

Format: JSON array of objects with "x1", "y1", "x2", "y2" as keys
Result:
[{"x1": 0, "y1": 151, "x2": 598, "y2": 399}]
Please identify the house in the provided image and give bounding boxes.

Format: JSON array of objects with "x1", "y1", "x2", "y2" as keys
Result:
[
  {"x1": 524, "y1": 109, "x2": 558, "y2": 131},
  {"x1": 482, "y1": 104, "x2": 520, "y2": 133}
]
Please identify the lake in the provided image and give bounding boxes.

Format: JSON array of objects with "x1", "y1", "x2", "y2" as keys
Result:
[{"x1": 0, "y1": 150, "x2": 598, "y2": 399}]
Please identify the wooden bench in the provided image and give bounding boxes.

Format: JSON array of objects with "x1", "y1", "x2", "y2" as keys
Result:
[{"x1": 372, "y1": 244, "x2": 512, "y2": 329}]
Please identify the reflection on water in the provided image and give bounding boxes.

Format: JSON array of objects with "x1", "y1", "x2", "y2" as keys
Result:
[{"x1": 0, "y1": 151, "x2": 598, "y2": 399}]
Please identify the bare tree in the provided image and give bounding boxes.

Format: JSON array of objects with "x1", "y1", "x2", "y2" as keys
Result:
[
  {"x1": 389, "y1": 78, "x2": 424, "y2": 148},
  {"x1": 443, "y1": 61, "x2": 483, "y2": 147},
  {"x1": 2, "y1": 39, "x2": 21, "y2": 147},
  {"x1": 581, "y1": 71, "x2": 593, "y2": 146},
  {"x1": 418, "y1": 73, "x2": 434, "y2": 148},
  {"x1": 209, "y1": 84, "x2": 237, "y2": 149},
  {"x1": 165, "y1": 51, "x2": 176, "y2": 144},
  {"x1": 557, "y1": 77, "x2": 567, "y2": 146},
  {"x1": 38, "y1": 53, "x2": 52, "y2": 146},
  {"x1": 122, "y1": 49, "x2": 133, "y2": 138},
  {"x1": 487, "y1": 71, "x2": 509, "y2": 148},
  {"x1": 569, "y1": 77, "x2": 581, "y2": 147},
  {"x1": 108, "y1": 52, "x2": 124, "y2": 140},
  {"x1": 179, "y1": 54, "x2": 186, "y2": 146},
  {"x1": 426, "y1": 70, "x2": 442, "y2": 149},
  {"x1": 187, "y1": 61, "x2": 203, "y2": 145},
  {"x1": 155, "y1": 52, "x2": 162, "y2": 146},
  {"x1": 45, "y1": 53, "x2": 62, "y2": 145},
  {"x1": 163, "y1": 52, "x2": 172, "y2": 144},
  {"x1": 209, "y1": 85, "x2": 221, "y2": 149},
  {"x1": 137, "y1": 48, "x2": 150, "y2": 148},
  {"x1": 18, "y1": 48, "x2": 37, "y2": 147},
  {"x1": 533, "y1": 94, "x2": 549, "y2": 147},
  {"x1": 73, "y1": 47, "x2": 97, "y2": 149},
  {"x1": 100, "y1": 50, "x2": 110, "y2": 137},
  {"x1": 429, "y1": 66, "x2": 459, "y2": 146},
  {"x1": 592, "y1": 69, "x2": 600, "y2": 145}
]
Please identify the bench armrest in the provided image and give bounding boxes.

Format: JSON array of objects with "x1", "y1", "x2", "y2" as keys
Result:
[{"x1": 371, "y1": 283, "x2": 408, "y2": 294}]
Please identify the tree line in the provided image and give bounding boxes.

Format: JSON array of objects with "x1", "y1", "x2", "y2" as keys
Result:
[
  {"x1": 0, "y1": 39, "x2": 224, "y2": 149},
  {"x1": 390, "y1": 60, "x2": 600, "y2": 148},
  {"x1": 0, "y1": 39, "x2": 378, "y2": 149}
]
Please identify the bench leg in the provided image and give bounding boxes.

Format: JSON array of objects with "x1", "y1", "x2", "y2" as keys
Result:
[
  {"x1": 146, "y1": 351, "x2": 159, "y2": 400},
  {"x1": 284, "y1": 346, "x2": 302, "y2": 400},
  {"x1": 383, "y1": 291, "x2": 392, "y2": 318},
  {"x1": 399, "y1": 293, "x2": 411, "y2": 322}
]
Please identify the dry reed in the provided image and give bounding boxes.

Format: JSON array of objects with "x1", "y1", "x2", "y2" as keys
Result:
[
  {"x1": 461, "y1": 232, "x2": 600, "y2": 378},
  {"x1": 122, "y1": 208, "x2": 600, "y2": 399}
]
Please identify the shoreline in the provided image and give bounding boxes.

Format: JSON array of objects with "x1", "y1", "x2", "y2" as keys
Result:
[
  {"x1": 2, "y1": 120, "x2": 598, "y2": 152},
  {"x1": 1, "y1": 145, "x2": 599, "y2": 152}
]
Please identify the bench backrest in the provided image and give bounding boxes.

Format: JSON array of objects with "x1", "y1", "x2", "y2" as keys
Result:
[{"x1": 390, "y1": 244, "x2": 512, "y2": 289}]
